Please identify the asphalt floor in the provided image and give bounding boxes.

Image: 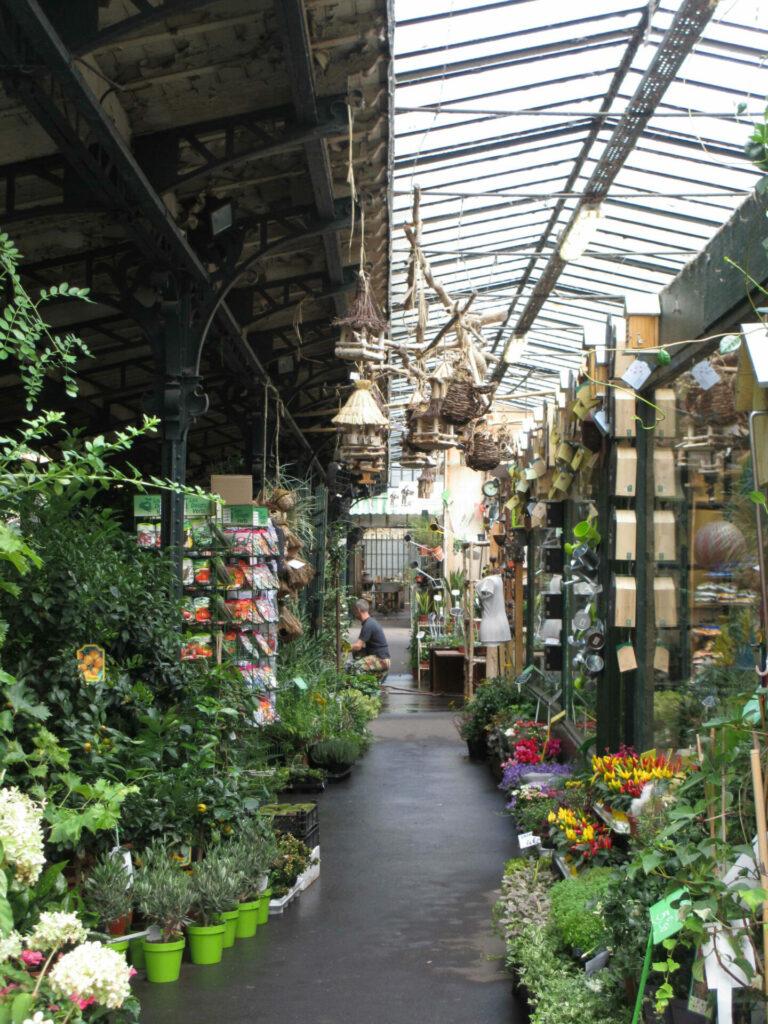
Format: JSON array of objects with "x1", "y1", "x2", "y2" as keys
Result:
[{"x1": 135, "y1": 612, "x2": 524, "y2": 1023}]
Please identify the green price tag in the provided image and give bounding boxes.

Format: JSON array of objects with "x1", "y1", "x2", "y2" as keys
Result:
[
  {"x1": 133, "y1": 495, "x2": 161, "y2": 517},
  {"x1": 226, "y1": 505, "x2": 255, "y2": 525},
  {"x1": 649, "y1": 888, "x2": 689, "y2": 943},
  {"x1": 292, "y1": 676, "x2": 307, "y2": 690},
  {"x1": 253, "y1": 506, "x2": 268, "y2": 526}
]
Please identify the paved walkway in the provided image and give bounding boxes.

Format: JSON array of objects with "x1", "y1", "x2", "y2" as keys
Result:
[{"x1": 135, "y1": 703, "x2": 524, "y2": 1023}]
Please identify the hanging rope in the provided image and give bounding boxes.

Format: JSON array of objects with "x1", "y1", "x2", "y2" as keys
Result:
[
  {"x1": 346, "y1": 102, "x2": 357, "y2": 255},
  {"x1": 262, "y1": 381, "x2": 268, "y2": 478},
  {"x1": 292, "y1": 297, "x2": 305, "y2": 361}
]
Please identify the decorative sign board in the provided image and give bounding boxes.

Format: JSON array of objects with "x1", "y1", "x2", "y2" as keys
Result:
[
  {"x1": 133, "y1": 495, "x2": 161, "y2": 517},
  {"x1": 77, "y1": 644, "x2": 105, "y2": 685},
  {"x1": 518, "y1": 832, "x2": 541, "y2": 850}
]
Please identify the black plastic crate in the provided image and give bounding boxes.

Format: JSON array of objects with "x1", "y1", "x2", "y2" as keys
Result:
[{"x1": 261, "y1": 803, "x2": 319, "y2": 842}]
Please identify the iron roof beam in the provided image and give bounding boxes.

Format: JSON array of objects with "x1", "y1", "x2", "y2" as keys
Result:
[
  {"x1": 274, "y1": 0, "x2": 347, "y2": 313},
  {"x1": 71, "y1": 0, "x2": 214, "y2": 55},
  {"x1": 492, "y1": 0, "x2": 719, "y2": 381},
  {"x1": 0, "y1": 0, "x2": 324, "y2": 475}
]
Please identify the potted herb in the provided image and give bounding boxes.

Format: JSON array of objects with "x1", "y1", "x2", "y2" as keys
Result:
[
  {"x1": 187, "y1": 849, "x2": 241, "y2": 964},
  {"x1": 415, "y1": 589, "x2": 433, "y2": 624},
  {"x1": 133, "y1": 842, "x2": 194, "y2": 983},
  {"x1": 308, "y1": 736, "x2": 361, "y2": 776},
  {"x1": 84, "y1": 852, "x2": 132, "y2": 936}
]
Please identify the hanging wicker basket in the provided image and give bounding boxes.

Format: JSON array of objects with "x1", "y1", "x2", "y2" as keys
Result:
[
  {"x1": 441, "y1": 374, "x2": 494, "y2": 426},
  {"x1": 463, "y1": 428, "x2": 501, "y2": 471}
]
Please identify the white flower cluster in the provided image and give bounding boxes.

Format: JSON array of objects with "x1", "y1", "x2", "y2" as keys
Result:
[
  {"x1": 22, "y1": 1014, "x2": 53, "y2": 1024},
  {"x1": 0, "y1": 929, "x2": 22, "y2": 961},
  {"x1": 49, "y1": 941, "x2": 132, "y2": 1009},
  {"x1": 26, "y1": 911, "x2": 87, "y2": 952},
  {"x1": 0, "y1": 787, "x2": 45, "y2": 885}
]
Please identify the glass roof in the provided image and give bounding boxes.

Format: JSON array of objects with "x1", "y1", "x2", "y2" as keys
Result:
[{"x1": 388, "y1": 0, "x2": 768, "y2": 445}]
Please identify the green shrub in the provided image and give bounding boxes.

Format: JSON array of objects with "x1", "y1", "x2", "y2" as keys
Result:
[
  {"x1": 457, "y1": 678, "x2": 535, "y2": 743},
  {"x1": 309, "y1": 736, "x2": 361, "y2": 769},
  {"x1": 549, "y1": 867, "x2": 613, "y2": 953}
]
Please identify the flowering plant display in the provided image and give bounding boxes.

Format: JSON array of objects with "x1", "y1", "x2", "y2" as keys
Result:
[
  {"x1": 589, "y1": 746, "x2": 682, "y2": 812},
  {"x1": 547, "y1": 806, "x2": 613, "y2": 866},
  {"x1": 0, "y1": 786, "x2": 138, "y2": 1023},
  {"x1": 499, "y1": 760, "x2": 571, "y2": 803},
  {"x1": 508, "y1": 786, "x2": 563, "y2": 835}
]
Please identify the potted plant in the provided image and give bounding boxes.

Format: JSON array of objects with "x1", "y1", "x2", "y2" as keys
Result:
[
  {"x1": 230, "y1": 819, "x2": 279, "y2": 937},
  {"x1": 269, "y1": 832, "x2": 311, "y2": 899},
  {"x1": 308, "y1": 735, "x2": 361, "y2": 777},
  {"x1": 415, "y1": 589, "x2": 433, "y2": 624},
  {"x1": 133, "y1": 842, "x2": 194, "y2": 983},
  {"x1": 187, "y1": 849, "x2": 241, "y2": 964},
  {"x1": 84, "y1": 852, "x2": 132, "y2": 936}
]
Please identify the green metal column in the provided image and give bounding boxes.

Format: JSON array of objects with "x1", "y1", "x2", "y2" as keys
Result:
[
  {"x1": 632, "y1": 401, "x2": 655, "y2": 750},
  {"x1": 596, "y1": 461, "x2": 621, "y2": 752}
]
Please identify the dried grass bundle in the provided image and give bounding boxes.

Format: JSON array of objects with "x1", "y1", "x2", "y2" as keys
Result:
[
  {"x1": 332, "y1": 379, "x2": 389, "y2": 427},
  {"x1": 332, "y1": 272, "x2": 387, "y2": 333},
  {"x1": 278, "y1": 607, "x2": 303, "y2": 641}
]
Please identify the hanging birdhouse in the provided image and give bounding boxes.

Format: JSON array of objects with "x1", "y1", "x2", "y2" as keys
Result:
[
  {"x1": 408, "y1": 358, "x2": 459, "y2": 451},
  {"x1": 417, "y1": 464, "x2": 435, "y2": 499},
  {"x1": 333, "y1": 272, "x2": 389, "y2": 366}
]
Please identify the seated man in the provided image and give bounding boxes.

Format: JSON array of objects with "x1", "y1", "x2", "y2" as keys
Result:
[{"x1": 350, "y1": 598, "x2": 390, "y2": 678}]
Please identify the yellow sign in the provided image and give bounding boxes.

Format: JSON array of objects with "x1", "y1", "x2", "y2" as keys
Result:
[{"x1": 76, "y1": 645, "x2": 105, "y2": 684}]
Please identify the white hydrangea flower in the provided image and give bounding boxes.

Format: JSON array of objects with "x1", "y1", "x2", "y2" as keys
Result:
[
  {"x1": 0, "y1": 787, "x2": 46, "y2": 885},
  {"x1": 26, "y1": 912, "x2": 87, "y2": 951},
  {"x1": 22, "y1": 1013, "x2": 54, "y2": 1024},
  {"x1": 0, "y1": 929, "x2": 22, "y2": 961},
  {"x1": 49, "y1": 941, "x2": 132, "y2": 1010}
]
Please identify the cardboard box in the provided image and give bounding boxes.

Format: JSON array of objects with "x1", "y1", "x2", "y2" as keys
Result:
[
  {"x1": 654, "y1": 511, "x2": 676, "y2": 562},
  {"x1": 613, "y1": 391, "x2": 637, "y2": 438},
  {"x1": 613, "y1": 575, "x2": 637, "y2": 627},
  {"x1": 210, "y1": 474, "x2": 253, "y2": 506},
  {"x1": 654, "y1": 449, "x2": 676, "y2": 498},
  {"x1": 654, "y1": 576, "x2": 678, "y2": 628},
  {"x1": 614, "y1": 509, "x2": 637, "y2": 561},
  {"x1": 614, "y1": 444, "x2": 637, "y2": 497},
  {"x1": 654, "y1": 388, "x2": 677, "y2": 439}
]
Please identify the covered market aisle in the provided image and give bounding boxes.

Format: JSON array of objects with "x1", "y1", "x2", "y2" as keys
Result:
[{"x1": 135, "y1": 707, "x2": 522, "y2": 1024}]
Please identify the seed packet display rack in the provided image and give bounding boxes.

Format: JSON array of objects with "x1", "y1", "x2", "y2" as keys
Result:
[{"x1": 135, "y1": 498, "x2": 280, "y2": 725}]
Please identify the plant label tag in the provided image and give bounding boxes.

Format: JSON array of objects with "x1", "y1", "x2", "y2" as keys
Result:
[
  {"x1": 292, "y1": 676, "x2": 308, "y2": 690},
  {"x1": 621, "y1": 359, "x2": 652, "y2": 390},
  {"x1": 649, "y1": 888, "x2": 690, "y2": 943},
  {"x1": 518, "y1": 832, "x2": 541, "y2": 849},
  {"x1": 691, "y1": 359, "x2": 721, "y2": 391},
  {"x1": 616, "y1": 643, "x2": 637, "y2": 672},
  {"x1": 654, "y1": 645, "x2": 670, "y2": 673}
]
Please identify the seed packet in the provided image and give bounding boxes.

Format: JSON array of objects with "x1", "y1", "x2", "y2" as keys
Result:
[
  {"x1": 253, "y1": 694, "x2": 279, "y2": 726},
  {"x1": 182, "y1": 559, "x2": 194, "y2": 586},
  {"x1": 136, "y1": 523, "x2": 160, "y2": 548},
  {"x1": 223, "y1": 529, "x2": 253, "y2": 555},
  {"x1": 256, "y1": 593, "x2": 278, "y2": 622},
  {"x1": 194, "y1": 597, "x2": 212, "y2": 623},
  {"x1": 222, "y1": 631, "x2": 238, "y2": 659},
  {"x1": 181, "y1": 596, "x2": 196, "y2": 622},
  {"x1": 194, "y1": 559, "x2": 211, "y2": 585},
  {"x1": 181, "y1": 635, "x2": 213, "y2": 660}
]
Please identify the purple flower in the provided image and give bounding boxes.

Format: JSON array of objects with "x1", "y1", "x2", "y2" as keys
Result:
[{"x1": 499, "y1": 760, "x2": 571, "y2": 807}]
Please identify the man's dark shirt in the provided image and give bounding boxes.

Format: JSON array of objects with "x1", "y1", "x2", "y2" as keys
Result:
[{"x1": 359, "y1": 616, "x2": 390, "y2": 659}]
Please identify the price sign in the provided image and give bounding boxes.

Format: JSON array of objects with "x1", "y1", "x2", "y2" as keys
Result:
[
  {"x1": 518, "y1": 831, "x2": 542, "y2": 849},
  {"x1": 691, "y1": 360, "x2": 721, "y2": 391},
  {"x1": 621, "y1": 358, "x2": 653, "y2": 390}
]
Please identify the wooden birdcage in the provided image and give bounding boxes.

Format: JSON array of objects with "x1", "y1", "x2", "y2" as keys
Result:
[{"x1": 407, "y1": 358, "x2": 459, "y2": 451}]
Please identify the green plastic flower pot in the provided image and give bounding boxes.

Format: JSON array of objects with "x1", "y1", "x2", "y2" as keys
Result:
[
  {"x1": 235, "y1": 900, "x2": 260, "y2": 939},
  {"x1": 187, "y1": 922, "x2": 226, "y2": 965},
  {"x1": 108, "y1": 939, "x2": 129, "y2": 957},
  {"x1": 129, "y1": 936, "x2": 146, "y2": 969},
  {"x1": 142, "y1": 937, "x2": 185, "y2": 983},
  {"x1": 220, "y1": 909, "x2": 240, "y2": 948},
  {"x1": 256, "y1": 888, "x2": 272, "y2": 925}
]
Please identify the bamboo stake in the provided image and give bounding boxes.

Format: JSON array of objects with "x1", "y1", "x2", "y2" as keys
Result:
[{"x1": 749, "y1": 747, "x2": 768, "y2": 1003}]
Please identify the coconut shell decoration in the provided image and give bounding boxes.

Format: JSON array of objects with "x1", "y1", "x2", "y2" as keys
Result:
[{"x1": 693, "y1": 520, "x2": 746, "y2": 568}]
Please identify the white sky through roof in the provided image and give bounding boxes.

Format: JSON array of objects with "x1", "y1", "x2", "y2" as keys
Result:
[{"x1": 388, "y1": 0, "x2": 768, "y2": 446}]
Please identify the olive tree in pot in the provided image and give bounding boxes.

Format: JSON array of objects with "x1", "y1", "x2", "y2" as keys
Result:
[
  {"x1": 230, "y1": 819, "x2": 279, "y2": 936},
  {"x1": 133, "y1": 842, "x2": 194, "y2": 983},
  {"x1": 84, "y1": 852, "x2": 132, "y2": 936},
  {"x1": 187, "y1": 850, "x2": 243, "y2": 963}
]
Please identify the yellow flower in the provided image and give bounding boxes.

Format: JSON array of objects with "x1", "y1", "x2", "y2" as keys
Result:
[
  {"x1": 197, "y1": 803, "x2": 207, "y2": 813},
  {"x1": 548, "y1": 811, "x2": 556, "y2": 823}
]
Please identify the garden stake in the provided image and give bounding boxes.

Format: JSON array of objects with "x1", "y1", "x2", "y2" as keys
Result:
[
  {"x1": 750, "y1": 747, "x2": 768, "y2": 1004},
  {"x1": 630, "y1": 931, "x2": 654, "y2": 1024}
]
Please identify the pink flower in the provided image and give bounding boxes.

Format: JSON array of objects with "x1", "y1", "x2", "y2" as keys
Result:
[
  {"x1": 0, "y1": 984, "x2": 19, "y2": 996},
  {"x1": 21, "y1": 949, "x2": 44, "y2": 966},
  {"x1": 69, "y1": 993, "x2": 96, "y2": 1010},
  {"x1": 129, "y1": 968, "x2": 137, "y2": 979}
]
